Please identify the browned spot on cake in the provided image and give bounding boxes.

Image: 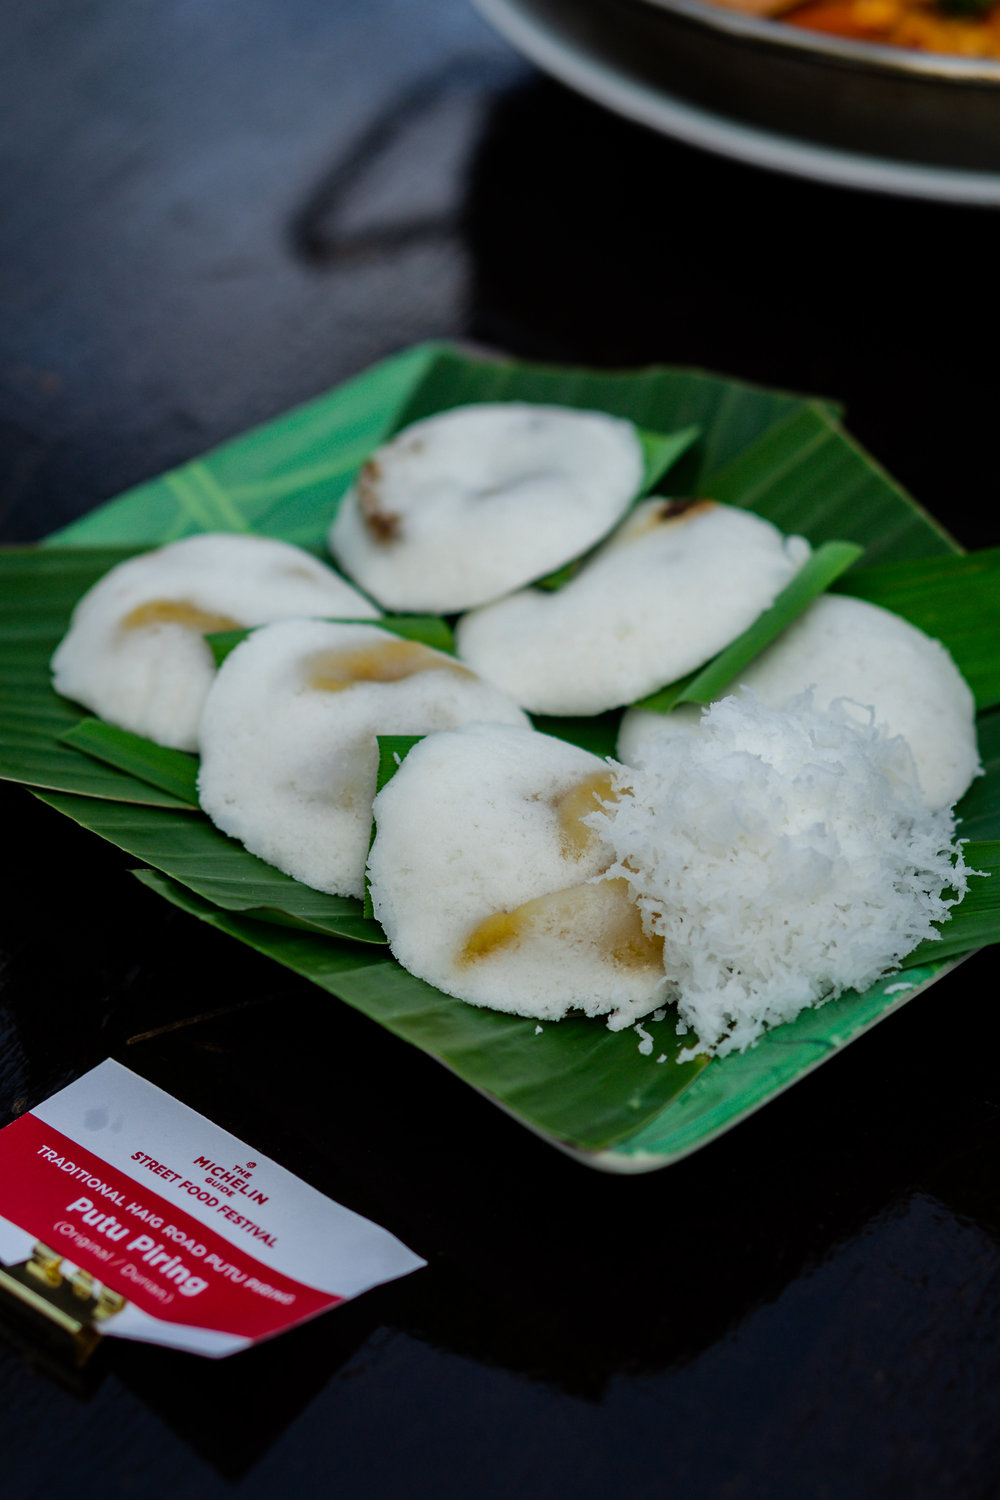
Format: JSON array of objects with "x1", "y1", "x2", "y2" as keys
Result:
[
  {"x1": 620, "y1": 497, "x2": 716, "y2": 544},
  {"x1": 657, "y1": 497, "x2": 715, "y2": 523},
  {"x1": 306, "y1": 638, "x2": 471, "y2": 692},
  {"x1": 364, "y1": 510, "x2": 401, "y2": 543},
  {"x1": 552, "y1": 769, "x2": 622, "y2": 857},
  {"x1": 458, "y1": 877, "x2": 663, "y2": 971},
  {"x1": 357, "y1": 459, "x2": 401, "y2": 544},
  {"x1": 121, "y1": 599, "x2": 242, "y2": 633}
]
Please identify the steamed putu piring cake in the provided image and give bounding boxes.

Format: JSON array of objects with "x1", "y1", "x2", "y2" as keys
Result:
[
  {"x1": 367, "y1": 724, "x2": 669, "y2": 1029},
  {"x1": 196, "y1": 621, "x2": 529, "y2": 899},
  {"x1": 51, "y1": 533, "x2": 379, "y2": 751},
  {"x1": 327, "y1": 402, "x2": 646, "y2": 613},
  {"x1": 455, "y1": 499, "x2": 809, "y2": 716},
  {"x1": 369, "y1": 702, "x2": 972, "y2": 1057},
  {"x1": 617, "y1": 594, "x2": 981, "y2": 810}
]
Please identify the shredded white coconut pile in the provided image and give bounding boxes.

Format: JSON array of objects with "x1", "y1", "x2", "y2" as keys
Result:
[{"x1": 591, "y1": 691, "x2": 971, "y2": 1059}]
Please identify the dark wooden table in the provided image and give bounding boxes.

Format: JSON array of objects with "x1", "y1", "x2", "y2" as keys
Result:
[{"x1": 3, "y1": 4, "x2": 1000, "y2": 1496}]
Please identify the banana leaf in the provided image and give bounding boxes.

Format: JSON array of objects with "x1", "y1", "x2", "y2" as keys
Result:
[
  {"x1": 363, "y1": 735, "x2": 425, "y2": 920},
  {"x1": 2, "y1": 342, "x2": 997, "y2": 1169},
  {"x1": 135, "y1": 869, "x2": 710, "y2": 1155},
  {"x1": 529, "y1": 711, "x2": 622, "y2": 758},
  {"x1": 46, "y1": 344, "x2": 440, "y2": 551},
  {"x1": 708, "y1": 403, "x2": 956, "y2": 563},
  {"x1": 604, "y1": 954, "x2": 967, "y2": 1170},
  {"x1": 375, "y1": 734, "x2": 424, "y2": 795},
  {"x1": 391, "y1": 347, "x2": 833, "y2": 484},
  {"x1": 135, "y1": 868, "x2": 973, "y2": 1167},
  {"x1": 60, "y1": 721, "x2": 200, "y2": 806},
  {"x1": 954, "y1": 705, "x2": 1000, "y2": 840},
  {"x1": 33, "y1": 787, "x2": 384, "y2": 946},
  {"x1": 0, "y1": 545, "x2": 194, "y2": 808},
  {"x1": 638, "y1": 425, "x2": 701, "y2": 494}
]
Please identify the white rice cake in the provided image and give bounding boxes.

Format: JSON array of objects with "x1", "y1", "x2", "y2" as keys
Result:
[
  {"x1": 617, "y1": 593, "x2": 980, "y2": 809},
  {"x1": 455, "y1": 499, "x2": 808, "y2": 715},
  {"x1": 367, "y1": 724, "x2": 668, "y2": 1027},
  {"x1": 197, "y1": 621, "x2": 530, "y2": 899},
  {"x1": 51, "y1": 533, "x2": 379, "y2": 751},
  {"x1": 327, "y1": 402, "x2": 645, "y2": 613}
]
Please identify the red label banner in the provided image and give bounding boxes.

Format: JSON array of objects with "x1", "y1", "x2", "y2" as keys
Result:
[{"x1": 0, "y1": 1113, "x2": 340, "y2": 1341}]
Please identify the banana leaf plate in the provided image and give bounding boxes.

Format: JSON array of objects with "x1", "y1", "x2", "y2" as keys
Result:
[{"x1": 3, "y1": 341, "x2": 999, "y2": 1173}]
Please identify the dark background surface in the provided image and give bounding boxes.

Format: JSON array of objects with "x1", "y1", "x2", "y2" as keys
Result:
[{"x1": 2, "y1": 3, "x2": 1000, "y2": 1496}]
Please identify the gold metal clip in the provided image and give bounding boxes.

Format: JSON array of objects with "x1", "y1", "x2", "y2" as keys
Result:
[{"x1": 0, "y1": 1242, "x2": 126, "y2": 1365}]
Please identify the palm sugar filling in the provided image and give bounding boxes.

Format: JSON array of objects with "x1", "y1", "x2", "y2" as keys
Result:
[
  {"x1": 121, "y1": 599, "x2": 242, "y2": 633},
  {"x1": 306, "y1": 639, "x2": 472, "y2": 692},
  {"x1": 458, "y1": 877, "x2": 664, "y2": 973},
  {"x1": 460, "y1": 770, "x2": 659, "y2": 974}
]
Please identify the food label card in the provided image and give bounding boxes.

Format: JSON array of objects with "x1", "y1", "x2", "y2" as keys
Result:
[{"x1": 0, "y1": 1060, "x2": 425, "y2": 1357}]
